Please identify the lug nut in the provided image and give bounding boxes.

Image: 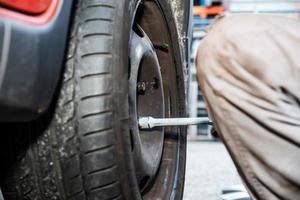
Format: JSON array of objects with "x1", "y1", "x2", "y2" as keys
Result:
[{"x1": 137, "y1": 82, "x2": 146, "y2": 94}]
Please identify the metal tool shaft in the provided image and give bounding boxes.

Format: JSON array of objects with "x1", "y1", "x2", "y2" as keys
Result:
[{"x1": 138, "y1": 117, "x2": 212, "y2": 129}]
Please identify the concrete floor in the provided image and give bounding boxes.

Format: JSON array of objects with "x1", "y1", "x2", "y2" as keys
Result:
[{"x1": 183, "y1": 141, "x2": 242, "y2": 200}]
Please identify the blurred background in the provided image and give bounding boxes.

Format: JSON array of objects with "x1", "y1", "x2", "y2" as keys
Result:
[{"x1": 184, "y1": 0, "x2": 300, "y2": 199}]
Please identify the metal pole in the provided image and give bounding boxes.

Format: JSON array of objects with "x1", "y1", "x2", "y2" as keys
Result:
[{"x1": 138, "y1": 117, "x2": 212, "y2": 129}]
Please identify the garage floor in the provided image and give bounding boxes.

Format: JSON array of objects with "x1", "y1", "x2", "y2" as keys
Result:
[{"x1": 183, "y1": 141, "x2": 242, "y2": 200}]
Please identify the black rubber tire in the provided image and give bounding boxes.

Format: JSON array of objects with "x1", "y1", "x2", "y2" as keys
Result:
[
  {"x1": 0, "y1": 0, "x2": 187, "y2": 200},
  {"x1": 1, "y1": 0, "x2": 135, "y2": 199}
]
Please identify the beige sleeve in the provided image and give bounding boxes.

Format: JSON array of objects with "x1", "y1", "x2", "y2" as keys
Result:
[{"x1": 196, "y1": 14, "x2": 300, "y2": 200}]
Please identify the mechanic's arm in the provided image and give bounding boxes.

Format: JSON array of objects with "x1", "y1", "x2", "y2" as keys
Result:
[{"x1": 196, "y1": 14, "x2": 300, "y2": 200}]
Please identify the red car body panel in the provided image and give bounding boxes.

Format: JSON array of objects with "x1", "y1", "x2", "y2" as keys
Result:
[{"x1": 0, "y1": 0, "x2": 60, "y2": 25}]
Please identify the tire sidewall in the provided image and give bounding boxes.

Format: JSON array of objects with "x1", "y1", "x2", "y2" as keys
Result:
[{"x1": 111, "y1": 0, "x2": 143, "y2": 199}]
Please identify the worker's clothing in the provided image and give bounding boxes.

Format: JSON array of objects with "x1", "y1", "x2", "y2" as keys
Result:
[{"x1": 196, "y1": 14, "x2": 300, "y2": 200}]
